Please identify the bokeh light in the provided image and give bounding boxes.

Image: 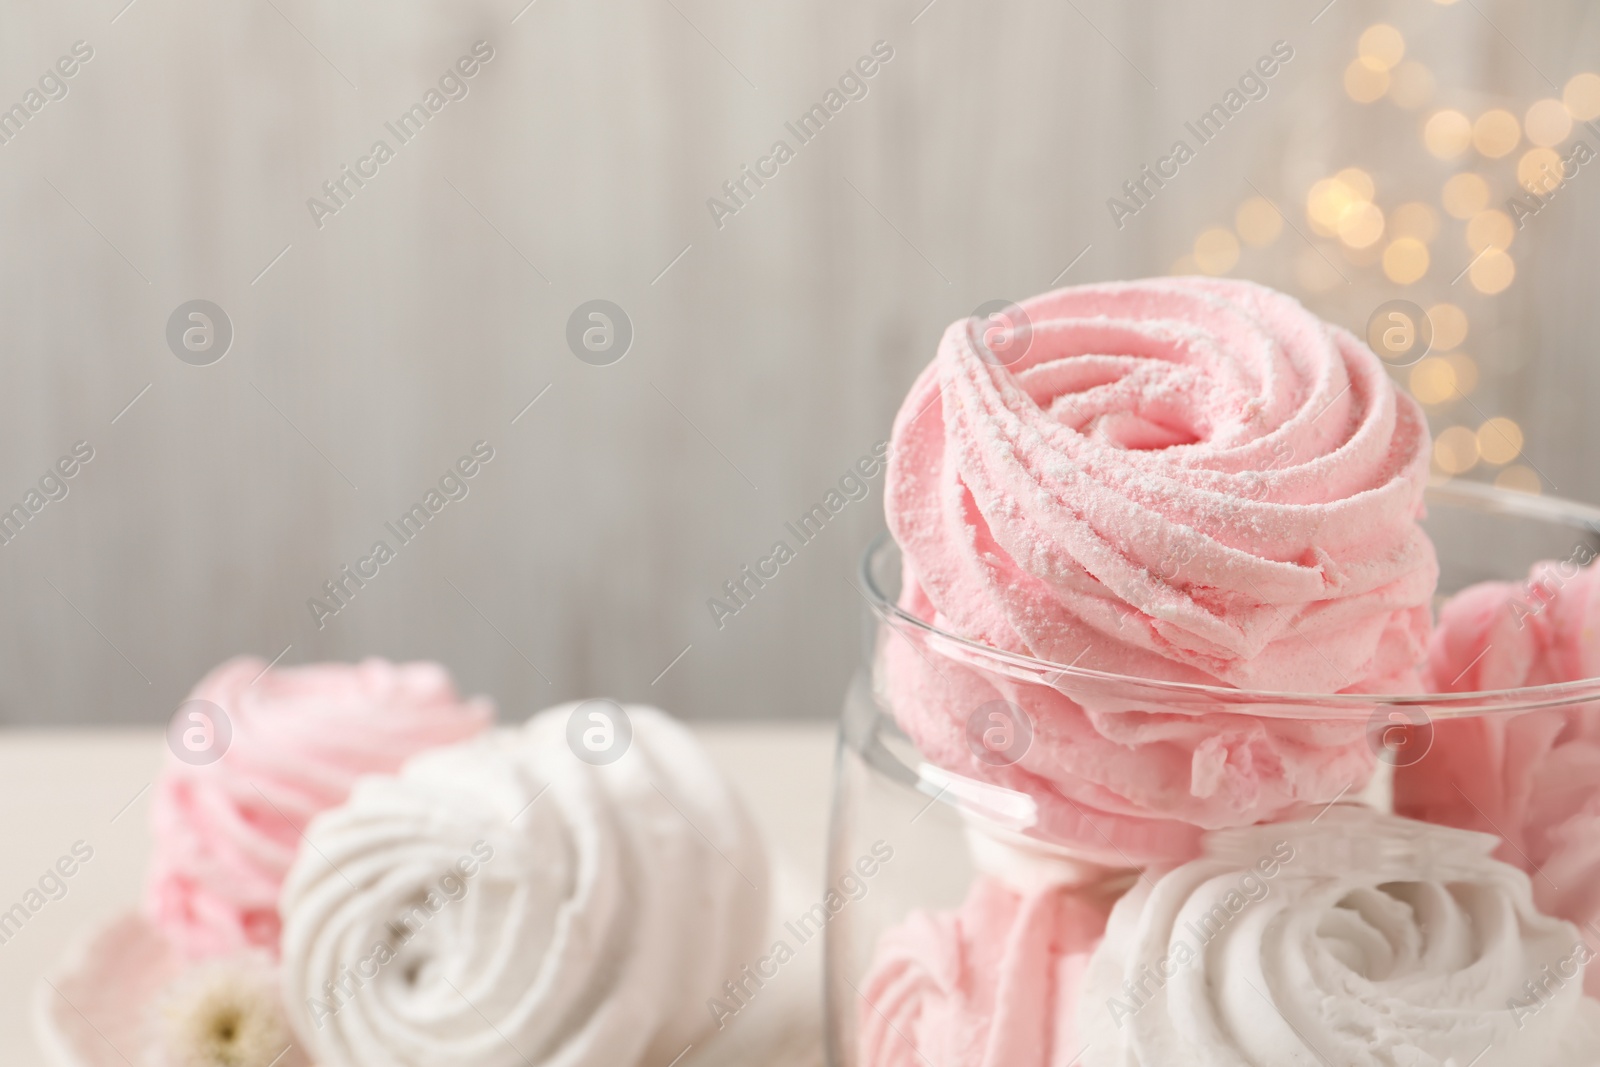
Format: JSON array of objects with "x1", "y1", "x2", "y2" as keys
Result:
[
  {"x1": 1466, "y1": 209, "x2": 1515, "y2": 253},
  {"x1": 1469, "y1": 248, "x2": 1515, "y2": 294},
  {"x1": 1565, "y1": 72, "x2": 1600, "y2": 122},
  {"x1": 1426, "y1": 303, "x2": 1468, "y2": 350},
  {"x1": 1307, "y1": 179, "x2": 1352, "y2": 236},
  {"x1": 1306, "y1": 171, "x2": 1376, "y2": 237},
  {"x1": 1345, "y1": 59, "x2": 1390, "y2": 104},
  {"x1": 1424, "y1": 110, "x2": 1473, "y2": 159},
  {"x1": 1382, "y1": 238, "x2": 1430, "y2": 284},
  {"x1": 1339, "y1": 202, "x2": 1385, "y2": 248},
  {"x1": 1477, "y1": 417, "x2": 1524, "y2": 465},
  {"x1": 1518, "y1": 147, "x2": 1564, "y2": 194},
  {"x1": 1473, "y1": 109, "x2": 1522, "y2": 158},
  {"x1": 1336, "y1": 167, "x2": 1375, "y2": 200},
  {"x1": 1441, "y1": 173, "x2": 1490, "y2": 219},
  {"x1": 1359, "y1": 24, "x2": 1405, "y2": 70},
  {"x1": 1409, "y1": 358, "x2": 1458, "y2": 404},
  {"x1": 1434, "y1": 426, "x2": 1480, "y2": 473},
  {"x1": 1446, "y1": 352, "x2": 1479, "y2": 396},
  {"x1": 1525, "y1": 99, "x2": 1573, "y2": 147},
  {"x1": 1235, "y1": 197, "x2": 1283, "y2": 247},
  {"x1": 1193, "y1": 228, "x2": 1240, "y2": 274}
]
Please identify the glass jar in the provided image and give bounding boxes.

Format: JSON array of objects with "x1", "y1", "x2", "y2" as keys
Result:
[{"x1": 827, "y1": 481, "x2": 1600, "y2": 1067}]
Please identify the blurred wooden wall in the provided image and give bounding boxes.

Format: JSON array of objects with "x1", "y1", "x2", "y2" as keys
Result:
[{"x1": 0, "y1": 0, "x2": 1596, "y2": 724}]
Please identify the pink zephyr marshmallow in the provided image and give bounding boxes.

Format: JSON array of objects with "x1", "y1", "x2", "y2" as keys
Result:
[
  {"x1": 1397, "y1": 558, "x2": 1600, "y2": 992},
  {"x1": 145, "y1": 655, "x2": 492, "y2": 959},
  {"x1": 885, "y1": 278, "x2": 1437, "y2": 864}
]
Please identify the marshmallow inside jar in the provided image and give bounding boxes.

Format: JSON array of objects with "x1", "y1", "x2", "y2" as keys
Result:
[
  {"x1": 883, "y1": 277, "x2": 1439, "y2": 870},
  {"x1": 1076, "y1": 806, "x2": 1600, "y2": 1067},
  {"x1": 278, "y1": 703, "x2": 770, "y2": 1067},
  {"x1": 1397, "y1": 557, "x2": 1600, "y2": 997}
]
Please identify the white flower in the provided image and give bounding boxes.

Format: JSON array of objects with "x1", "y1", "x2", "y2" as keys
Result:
[{"x1": 147, "y1": 955, "x2": 306, "y2": 1067}]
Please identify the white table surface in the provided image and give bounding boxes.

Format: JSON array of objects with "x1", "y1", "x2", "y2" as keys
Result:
[{"x1": 0, "y1": 723, "x2": 839, "y2": 1066}]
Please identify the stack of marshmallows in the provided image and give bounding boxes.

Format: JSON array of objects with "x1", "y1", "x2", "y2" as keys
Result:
[
  {"x1": 860, "y1": 278, "x2": 1600, "y2": 1067},
  {"x1": 37, "y1": 658, "x2": 807, "y2": 1067}
]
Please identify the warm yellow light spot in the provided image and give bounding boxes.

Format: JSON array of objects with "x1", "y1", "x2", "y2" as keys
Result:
[
  {"x1": 1425, "y1": 110, "x2": 1474, "y2": 159},
  {"x1": 1359, "y1": 24, "x2": 1406, "y2": 70},
  {"x1": 1473, "y1": 109, "x2": 1521, "y2": 158},
  {"x1": 1383, "y1": 238, "x2": 1430, "y2": 284},
  {"x1": 1390, "y1": 201, "x2": 1439, "y2": 243},
  {"x1": 1388, "y1": 61, "x2": 1435, "y2": 109},
  {"x1": 1410, "y1": 358, "x2": 1458, "y2": 404},
  {"x1": 1477, "y1": 417, "x2": 1524, "y2": 465},
  {"x1": 1495, "y1": 465, "x2": 1542, "y2": 494},
  {"x1": 1305, "y1": 180, "x2": 1343, "y2": 233},
  {"x1": 1470, "y1": 248, "x2": 1515, "y2": 294},
  {"x1": 1336, "y1": 167, "x2": 1376, "y2": 201},
  {"x1": 1338, "y1": 202, "x2": 1385, "y2": 248},
  {"x1": 1446, "y1": 352, "x2": 1479, "y2": 396},
  {"x1": 1426, "y1": 303, "x2": 1468, "y2": 350},
  {"x1": 1307, "y1": 178, "x2": 1360, "y2": 236},
  {"x1": 1235, "y1": 197, "x2": 1283, "y2": 247},
  {"x1": 1565, "y1": 72, "x2": 1600, "y2": 122},
  {"x1": 1345, "y1": 58, "x2": 1391, "y2": 104},
  {"x1": 1308, "y1": 170, "x2": 1379, "y2": 242},
  {"x1": 1193, "y1": 228, "x2": 1240, "y2": 275},
  {"x1": 1525, "y1": 99, "x2": 1573, "y2": 147},
  {"x1": 1441, "y1": 173, "x2": 1491, "y2": 219},
  {"x1": 1466, "y1": 209, "x2": 1515, "y2": 253},
  {"x1": 1434, "y1": 426, "x2": 1481, "y2": 473},
  {"x1": 1518, "y1": 147, "x2": 1565, "y2": 195}
]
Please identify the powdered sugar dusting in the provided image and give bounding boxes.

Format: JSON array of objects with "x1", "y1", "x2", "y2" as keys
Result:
[{"x1": 887, "y1": 276, "x2": 1437, "y2": 693}]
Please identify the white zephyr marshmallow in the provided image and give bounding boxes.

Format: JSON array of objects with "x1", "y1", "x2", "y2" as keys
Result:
[
  {"x1": 279, "y1": 703, "x2": 770, "y2": 1067},
  {"x1": 1078, "y1": 805, "x2": 1600, "y2": 1067}
]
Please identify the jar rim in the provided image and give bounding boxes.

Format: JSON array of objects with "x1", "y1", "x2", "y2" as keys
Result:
[{"x1": 860, "y1": 479, "x2": 1600, "y2": 718}]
